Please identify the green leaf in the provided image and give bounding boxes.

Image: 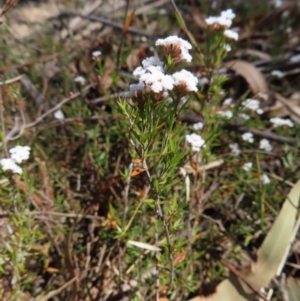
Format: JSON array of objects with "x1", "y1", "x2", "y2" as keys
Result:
[{"x1": 170, "y1": 151, "x2": 187, "y2": 167}]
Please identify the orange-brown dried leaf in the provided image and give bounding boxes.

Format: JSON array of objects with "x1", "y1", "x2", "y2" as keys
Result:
[
  {"x1": 14, "y1": 178, "x2": 44, "y2": 207},
  {"x1": 173, "y1": 251, "x2": 186, "y2": 265},
  {"x1": 131, "y1": 168, "x2": 145, "y2": 177},
  {"x1": 123, "y1": 10, "x2": 136, "y2": 34}
]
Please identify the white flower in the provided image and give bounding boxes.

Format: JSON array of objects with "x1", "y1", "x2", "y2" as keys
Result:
[
  {"x1": 54, "y1": 110, "x2": 64, "y2": 120},
  {"x1": 243, "y1": 100, "x2": 263, "y2": 113},
  {"x1": 239, "y1": 113, "x2": 250, "y2": 120},
  {"x1": 224, "y1": 29, "x2": 239, "y2": 40},
  {"x1": 242, "y1": 132, "x2": 254, "y2": 143},
  {"x1": 229, "y1": 143, "x2": 241, "y2": 156},
  {"x1": 270, "y1": 117, "x2": 294, "y2": 128},
  {"x1": 223, "y1": 98, "x2": 233, "y2": 106},
  {"x1": 142, "y1": 56, "x2": 164, "y2": 68},
  {"x1": 125, "y1": 82, "x2": 144, "y2": 97},
  {"x1": 193, "y1": 122, "x2": 204, "y2": 130},
  {"x1": 132, "y1": 66, "x2": 145, "y2": 77},
  {"x1": 271, "y1": 70, "x2": 284, "y2": 78},
  {"x1": 74, "y1": 76, "x2": 86, "y2": 85},
  {"x1": 217, "y1": 110, "x2": 233, "y2": 119},
  {"x1": 9, "y1": 146, "x2": 31, "y2": 164},
  {"x1": 0, "y1": 158, "x2": 22, "y2": 174},
  {"x1": 133, "y1": 64, "x2": 164, "y2": 78},
  {"x1": 224, "y1": 44, "x2": 232, "y2": 52},
  {"x1": 205, "y1": 16, "x2": 232, "y2": 28},
  {"x1": 186, "y1": 133, "x2": 205, "y2": 152},
  {"x1": 155, "y1": 35, "x2": 192, "y2": 51},
  {"x1": 259, "y1": 139, "x2": 272, "y2": 152},
  {"x1": 172, "y1": 70, "x2": 198, "y2": 92},
  {"x1": 221, "y1": 9, "x2": 236, "y2": 20},
  {"x1": 140, "y1": 66, "x2": 174, "y2": 93},
  {"x1": 92, "y1": 50, "x2": 102, "y2": 57},
  {"x1": 261, "y1": 174, "x2": 271, "y2": 184},
  {"x1": 206, "y1": 9, "x2": 235, "y2": 29},
  {"x1": 242, "y1": 99, "x2": 263, "y2": 114},
  {"x1": 242, "y1": 162, "x2": 253, "y2": 172},
  {"x1": 180, "y1": 48, "x2": 193, "y2": 62},
  {"x1": 155, "y1": 36, "x2": 192, "y2": 62}
]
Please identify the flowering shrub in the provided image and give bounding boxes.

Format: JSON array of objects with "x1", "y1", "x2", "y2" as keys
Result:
[{"x1": 0, "y1": 4, "x2": 298, "y2": 300}]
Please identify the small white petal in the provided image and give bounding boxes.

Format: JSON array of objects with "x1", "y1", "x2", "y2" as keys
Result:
[
  {"x1": 223, "y1": 98, "x2": 233, "y2": 106},
  {"x1": 205, "y1": 16, "x2": 232, "y2": 27},
  {"x1": 74, "y1": 76, "x2": 86, "y2": 85},
  {"x1": 271, "y1": 70, "x2": 284, "y2": 78},
  {"x1": 242, "y1": 132, "x2": 254, "y2": 143},
  {"x1": 224, "y1": 44, "x2": 232, "y2": 52},
  {"x1": 224, "y1": 29, "x2": 239, "y2": 40},
  {"x1": 193, "y1": 122, "x2": 204, "y2": 130},
  {"x1": 242, "y1": 99, "x2": 261, "y2": 112},
  {"x1": 229, "y1": 143, "x2": 241, "y2": 156},
  {"x1": 270, "y1": 117, "x2": 294, "y2": 128},
  {"x1": 125, "y1": 82, "x2": 144, "y2": 97},
  {"x1": 242, "y1": 162, "x2": 253, "y2": 172},
  {"x1": 261, "y1": 174, "x2": 271, "y2": 184},
  {"x1": 54, "y1": 110, "x2": 64, "y2": 120},
  {"x1": 221, "y1": 9, "x2": 236, "y2": 20},
  {"x1": 92, "y1": 50, "x2": 102, "y2": 57},
  {"x1": 259, "y1": 139, "x2": 273, "y2": 152},
  {"x1": 239, "y1": 113, "x2": 250, "y2": 120},
  {"x1": 142, "y1": 56, "x2": 164, "y2": 68},
  {"x1": 217, "y1": 110, "x2": 233, "y2": 119}
]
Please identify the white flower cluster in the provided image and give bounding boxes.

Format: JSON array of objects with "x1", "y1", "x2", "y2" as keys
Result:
[
  {"x1": 74, "y1": 75, "x2": 86, "y2": 85},
  {"x1": 54, "y1": 110, "x2": 65, "y2": 120},
  {"x1": 92, "y1": 50, "x2": 102, "y2": 57},
  {"x1": 243, "y1": 162, "x2": 252, "y2": 171},
  {"x1": 0, "y1": 146, "x2": 31, "y2": 174},
  {"x1": 259, "y1": 139, "x2": 272, "y2": 152},
  {"x1": 270, "y1": 117, "x2": 294, "y2": 128},
  {"x1": 186, "y1": 133, "x2": 206, "y2": 152},
  {"x1": 261, "y1": 174, "x2": 271, "y2": 184},
  {"x1": 242, "y1": 98, "x2": 263, "y2": 114},
  {"x1": 155, "y1": 36, "x2": 193, "y2": 62},
  {"x1": 125, "y1": 36, "x2": 198, "y2": 99},
  {"x1": 217, "y1": 110, "x2": 233, "y2": 119},
  {"x1": 193, "y1": 121, "x2": 204, "y2": 130},
  {"x1": 242, "y1": 132, "x2": 254, "y2": 143},
  {"x1": 205, "y1": 9, "x2": 235, "y2": 28},
  {"x1": 205, "y1": 9, "x2": 239, "y2": 42},
  {"x1": 229, "y1": 143, "x2": 241, "y2": 156}
]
